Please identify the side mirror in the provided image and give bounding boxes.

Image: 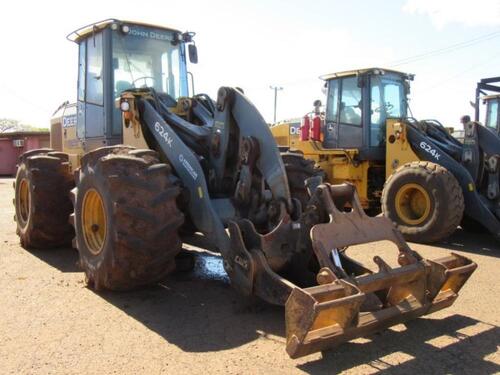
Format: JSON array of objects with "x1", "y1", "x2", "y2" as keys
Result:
[{"x1": 188, "y1": 44, "x2": 198, "y2": 64}]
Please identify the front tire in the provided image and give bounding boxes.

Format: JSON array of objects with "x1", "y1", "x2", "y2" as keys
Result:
[
  {"x1": 71, "y1": 146, "x2": 184, "y2": 290},
  {"x1": 381, "y1": 161, "x2": 464, "y2": 243}
]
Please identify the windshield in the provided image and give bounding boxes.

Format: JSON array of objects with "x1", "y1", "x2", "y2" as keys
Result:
[
  {"x1": 112, "y1": 26, "x2": 188, "y2": 99},
  {"x1": 486, "y1": 100, "x2": 498, "y2": 130},
  {"x1": 370, "y1": 75, "x2": 407, "y2": 146}
]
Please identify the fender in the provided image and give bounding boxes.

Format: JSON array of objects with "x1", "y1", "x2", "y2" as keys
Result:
[{"x1": 406, "y1": 124, "x2": 500, "y2": 238}]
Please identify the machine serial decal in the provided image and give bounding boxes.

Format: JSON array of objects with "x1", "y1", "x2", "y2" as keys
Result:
[
  {"x1": 154, "y1": 122, "x2": 173, "y2": 147},
  {"x1": 419, "y1": 141, "x2": 441, "y2": 160}
]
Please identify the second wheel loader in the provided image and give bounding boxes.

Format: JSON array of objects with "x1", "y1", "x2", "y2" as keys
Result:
[
  {"x1": 272, "y1": 68, "x2": 500, "y2": 243},
  {"x1": 13, "y1": 21, "x2": 476, "y2": 358}
]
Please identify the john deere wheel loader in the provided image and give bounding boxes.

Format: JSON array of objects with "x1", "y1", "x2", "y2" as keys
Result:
[
  {"x1": 272, "y1": 68, "x2": 500, "y2": 243},
  {"x1": 14, "y1": 22, "x2": 476, "y2": 358}
]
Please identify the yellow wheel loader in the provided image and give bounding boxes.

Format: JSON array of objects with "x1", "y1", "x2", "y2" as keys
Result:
[
  {"x1": 271, "y1": 68, "x2": 500, "y2": 243},
  {"x1": 13, "y1": 23, "x2": 476, "y2": 358}
]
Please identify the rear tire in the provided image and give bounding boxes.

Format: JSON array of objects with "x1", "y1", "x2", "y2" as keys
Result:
[
  {"x1": 14, "y1": 149, "x2": 74, "y2": 249},
  {"x1": 381, "y1": 161, "x2": 464, "y2": 243},
  {"x1": 71, "y1": 146, "x2": 184, "y2": 291}
]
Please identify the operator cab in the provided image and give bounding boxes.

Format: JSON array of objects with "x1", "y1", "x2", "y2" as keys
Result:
[
  {"x1": 67, "y1": 19, "x2": 197, "y2": 149},
  {"x1": 474, "y1": 76, "x2": 500, "y2": 136},
  {"x1": 321, "y1": 68, "x2": 413, "y2": 160}
]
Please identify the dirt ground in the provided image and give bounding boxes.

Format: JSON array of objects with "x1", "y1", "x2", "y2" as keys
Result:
[{"x1": 0, "y1": 176, "x2": 499, "y2": 374}]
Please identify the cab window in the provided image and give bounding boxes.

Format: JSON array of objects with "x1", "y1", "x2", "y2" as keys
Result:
[
  {"x1": 370, "y1": 77, "x2": 406, "y2": 146},
  {"x1": 326, "y1": 79, "x2": 339, "y2": 122},
  {"x1": 86, "y1": 33, "x2": 104, "y2": 106},
  {"x1": 486, "y1": 100, "x2": 498, "y2": 129},
  {"x1": 339, "y1": 77, "x2": 362, "y2": 126},
  {"x1": 78, "y1": 42, "x2": 86, "y2": 102}
]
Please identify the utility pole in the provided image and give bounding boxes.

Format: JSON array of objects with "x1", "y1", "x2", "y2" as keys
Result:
[{"x1": 270, "y1": 85, "x2": 283, "y2": 123}]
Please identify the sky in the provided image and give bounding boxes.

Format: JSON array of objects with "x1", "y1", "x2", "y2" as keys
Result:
[{"x1": 0, "y1": 0, "x2": 499, "y2": 130}]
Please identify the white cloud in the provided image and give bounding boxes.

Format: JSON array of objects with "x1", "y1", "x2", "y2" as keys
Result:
[{"x1": 403, "y1": 0, "x2": 500, "y2": 29}]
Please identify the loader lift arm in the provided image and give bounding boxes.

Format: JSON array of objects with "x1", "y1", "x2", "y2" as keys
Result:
[{"x1": 124, "y1": 87, "x2": 295, "y2": 298}]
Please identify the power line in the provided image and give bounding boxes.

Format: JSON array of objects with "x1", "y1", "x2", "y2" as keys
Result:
[
  {"x1": 0, "y1": 80, "x2": 53, "y2": 114},
  {"x1": 386, "y1": 29, "x2": 500, "y2": 67},
  {"x1": 240, "y1": 29, "x2": 500, "y2": 94},
  {"x1": 420, "y1": 50, "x2": 500, "y2": 92}
]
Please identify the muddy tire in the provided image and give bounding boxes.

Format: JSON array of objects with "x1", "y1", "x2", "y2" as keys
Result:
[
  {"x1": 282, "y1": 152, "x2": 324, "y2": 209},
  {"x1": 381, "y1": 161, "x2": 464, "y2": 243},
  {"x1": 14, "y1": 149, "x2": 74, "y2": 249},
  {"x1": 71, "y1": 146, "x2": 184, "y2": 291}
]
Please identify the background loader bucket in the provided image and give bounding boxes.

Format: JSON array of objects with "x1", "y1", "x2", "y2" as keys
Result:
[{"x1": 285, "y1": 184, "x2": 477, "y2": 358}]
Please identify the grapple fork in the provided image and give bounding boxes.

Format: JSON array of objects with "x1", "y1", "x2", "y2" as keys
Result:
[{"x1": 285, "y1": 184, "x2": 477, "y2": 358}]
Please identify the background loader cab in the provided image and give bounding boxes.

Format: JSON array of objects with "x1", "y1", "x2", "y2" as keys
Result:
[
  {"x1": 321, "y1": 68, "x2": 411, "y2": 160},
  {"x1": 474, "y1": 76, "x2": 500, "y2": 136}
]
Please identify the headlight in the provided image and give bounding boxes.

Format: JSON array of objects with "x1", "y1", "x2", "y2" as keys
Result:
[
  {"x1": 120, "y1": 101, "x2": 130, "y2": 112},
  {"x1": 121, "y1": 25, "x2": 130, "y2": 34}
]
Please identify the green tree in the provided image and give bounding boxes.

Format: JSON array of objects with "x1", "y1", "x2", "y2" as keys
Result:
[
  {"x1": 0, "y1": 118, "x2": 21, "y2": 132},
  {"x1": 0, "y1": 118, "x2": 47, "y2": 133}
]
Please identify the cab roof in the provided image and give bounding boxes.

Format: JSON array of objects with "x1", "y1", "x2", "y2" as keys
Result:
[
  {"x1": 483, "y1": 94, "x2": 500, "y2": 101},
  {"x1": 66, "y1": 18, "x2": 182, "y2": 43},
  {"x1": 320, "y1": 67, "x2": 414, "y2": 81}
]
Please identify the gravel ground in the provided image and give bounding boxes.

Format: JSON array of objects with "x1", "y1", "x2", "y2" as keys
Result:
[{"x1": 0, "y1": 177, "x2": 498, "y2": 374}]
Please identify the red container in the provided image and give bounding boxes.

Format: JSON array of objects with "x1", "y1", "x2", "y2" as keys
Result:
[
  {"x1": 311, "y1": 115, "x2": 322, "y2": 141},
  {"x1": 300, "y1": 115, "x2": 310, "y2": 141}
]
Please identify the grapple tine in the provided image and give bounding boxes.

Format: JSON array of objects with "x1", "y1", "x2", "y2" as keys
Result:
[{"x1": 284, "y1": 183, "x2": 477, "y2": 359}]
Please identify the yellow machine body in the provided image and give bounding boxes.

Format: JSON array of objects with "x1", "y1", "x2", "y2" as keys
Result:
[{"x1": 271, "y1": 118, "x2": 420, "y2": 209}]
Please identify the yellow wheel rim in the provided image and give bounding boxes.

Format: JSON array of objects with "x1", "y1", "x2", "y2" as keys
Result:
[
  {"x1": 81, "y1": 188, "x2": 107, "y2": 255},
  {"x1": 18, "y1": 178, "x2": 30, "y2": 225},
  {"x1": 395, "y1": 183, "x2": 431, "y2": 225}
]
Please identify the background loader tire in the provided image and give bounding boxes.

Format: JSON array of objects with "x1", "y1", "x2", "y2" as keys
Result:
[
  {"x1": 71, "y1": 146, "x2": 184, "y2": 291},
  {"x1": 381, "y1": 161, "x2": 464, "y2": 243},
  {"x1": 14, "y1": 149, "x2": 74, "y2": 249},
  {"x1": 282, "y1": 152, "x2": 324, "y2": 209}
]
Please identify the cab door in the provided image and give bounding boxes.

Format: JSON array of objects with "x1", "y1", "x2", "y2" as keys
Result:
[
  {"x1": 324, "y1": 77, "x2": 363, "y2": 149},
  {"x1": 77, "y1": 33, "x2": 105, "y2": 141},
  {"x1": 324, "y1": 79, "x2": 340, "y2": 148},
  {"x1": 76, "y1": 41, "x2": 86, "y2": 140}
]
